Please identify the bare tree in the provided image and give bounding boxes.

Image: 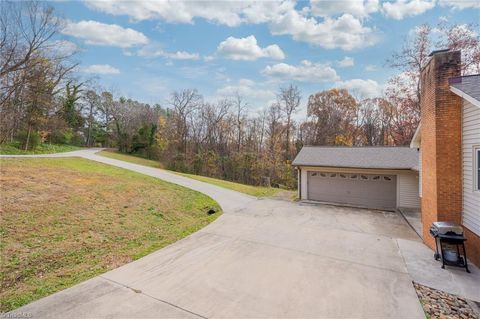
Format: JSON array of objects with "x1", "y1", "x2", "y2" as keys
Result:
[
  {"x1": 84, "y1": 90, "x2": 100, "y2": 147},
  {"x1": 233, "y1": 92, "x2": 247, "y2": 152},
  {"x1": 0, "y1": 1, "x2": 76, "y2": 106},
  {"x1": 438, "y1": 22, "x2": 480, "y2": 74},
  {"x1": 278, "y1": 84, "x2": 301, "y2": 160},
  {"x1": 0, "y1": 1, "x2": 77, "y2": 143},
  {"x1": 387, "y1": 24, "x2": 431, "y2": 107},
  {"x1": 0, "y1": 1, "x2": 61, "y2": 77},
  {"x1": 168, "y1": 89, "x2": 202, "y2": 155},
  {"x1": 387, "y1": 22, "x2": 480, "y2": 120}
]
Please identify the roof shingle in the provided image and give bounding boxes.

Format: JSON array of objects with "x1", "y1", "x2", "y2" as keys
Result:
[
  {"x1": 292, "y1": 146, "x2": 419, "y2": 170},
  {"x1": 449, "y1": 74, "x2": 480, "y2": 103}
]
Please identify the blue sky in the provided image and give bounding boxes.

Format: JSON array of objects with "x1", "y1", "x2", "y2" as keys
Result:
[{"x1": 51, "y1": 0, "x2": 479, "y2": 115}]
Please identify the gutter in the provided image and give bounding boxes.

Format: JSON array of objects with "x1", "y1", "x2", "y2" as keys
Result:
[{"x1": 292, "y1": 164, "x2": 417, "y2": 171}]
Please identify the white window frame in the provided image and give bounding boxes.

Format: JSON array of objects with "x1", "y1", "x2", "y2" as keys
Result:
[{"x1": 475, "y1": 146, "x2": 480, "y2": 192}]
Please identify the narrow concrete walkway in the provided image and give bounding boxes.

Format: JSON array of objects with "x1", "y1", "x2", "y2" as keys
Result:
[{"x1": 3, "y1": 149, "x2": 428, "y2": 318}]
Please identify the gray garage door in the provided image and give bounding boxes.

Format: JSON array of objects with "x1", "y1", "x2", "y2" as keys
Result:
[{"x1": 307, "y1": 171, "x2": 397, "y2": 210}]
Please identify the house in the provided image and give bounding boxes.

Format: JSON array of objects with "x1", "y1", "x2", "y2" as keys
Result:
[
  {"x1": 293, "y1": 50, "x2": 480, "y2": 266},
  {"x1": 412, "y1": 50, "x2": 480, "y2": 266}
]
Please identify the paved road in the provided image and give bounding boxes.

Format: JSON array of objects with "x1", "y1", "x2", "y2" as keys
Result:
[{"x1": 5, "y1": 149, "x2": 425, "y2": 318}]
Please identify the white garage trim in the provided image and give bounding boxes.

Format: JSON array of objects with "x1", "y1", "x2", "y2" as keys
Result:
[{"x1": 397, "y1": 172, "x2": 421, "y2": 209}]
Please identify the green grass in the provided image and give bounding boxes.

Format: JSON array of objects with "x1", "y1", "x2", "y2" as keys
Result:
[
  {"x1": 0, "y1": 142, "x2": 81, "y2": 155},
  {"x1": 175, "y1": 172, "x2": 283, "y2": 197},
  {"x1": 97, "y1": 150, "x2": 163, "y2": 168},
  {"x1": 98, "y1": 150, "x2": 283, "y2": 197},
  {"x1": 0, "y1": 158, "x2": 221, "y2": 312}
]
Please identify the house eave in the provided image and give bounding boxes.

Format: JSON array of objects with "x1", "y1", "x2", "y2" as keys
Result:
[
  {"x1": 293, "y1": 164, "x2": 416, "y2": 171},
  {"x1": 410, "y1": 124, "x2": 422, "y2": 148},
  {"x1": 450, "y1": 86, "x2": 480, "y2": 109}
]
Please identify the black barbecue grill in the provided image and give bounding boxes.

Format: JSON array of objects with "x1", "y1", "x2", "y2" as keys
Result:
[{"x1": 430, "y1": 222, "x2": 470, "y2": 273}]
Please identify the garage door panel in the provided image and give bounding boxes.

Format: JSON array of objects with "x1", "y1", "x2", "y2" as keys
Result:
[{"x1": 307, "y1": 171, "x2": 396, "y2": 210}]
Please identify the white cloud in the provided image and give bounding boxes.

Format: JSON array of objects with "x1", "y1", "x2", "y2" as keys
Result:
[
  {"x1": 364, "y1": 65, "x2": 377, "y2": 71},
  {"x1": 82, "y1": 64, "x2": 120, "y2": 75},
  {"x1": 217, "y1": 79, "x2": 275, "y2": 99},
  {"x1": 213, "y1": 79, "x2": 276, "y2": 111},
  {"x1": 438, "y1": 16, "x2": 449, "y2": 22},
  {"x1": 166, "y1": 51, "x2": 200, "y2": 60},
  {"x1": 203, "y1": 55, "x2": 215, "y2": 62},
  {"x1": 262, "y1": 60, "x2": 339, "y2": 82},
  {"x1": 62, "y1": 20, "x2": 149, "y2": 48},
  {"x1": 85, "y1": 0, "x2": 251, "y2": 27},
  {"x1": 137, "y1": 44, "x2": 200, "y2": 60},
  {"x1": 382, "y1": 0, "x2": 435, "y2": 20},
  {"x1": 335, "y1": 79, "x2": 382, "y2": 98},
  {"x1": 338, "y1": 57, "x2": 354, "y2": 67},
  {"x1": 310, "y1": 0, "x2": 379, "y2": 18},
  {"x1": 85, "y1": 1, "x2": 379, "y2": 51},
  {"x1": 269, "y1": 12, "x2": 380, "y2": 50},
  {"x1": 217, "y1": 35, "x2": 285, "y2": 61},
  {"x1": 439, "y1": 0, "x2": 480, "y2": 9},
  {"x1": 49, "y1": 40, "x2": 78, "y2": 56}
]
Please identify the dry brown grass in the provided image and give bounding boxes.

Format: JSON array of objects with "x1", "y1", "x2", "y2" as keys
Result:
[{"x1": 0, "y1": 158, "x2": 220, "y2": 312}]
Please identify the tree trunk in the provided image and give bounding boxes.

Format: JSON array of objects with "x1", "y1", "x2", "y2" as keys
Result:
[
  {"x1": 24, "y1": 125, "x2": 31, "y2": 151},
  {"x1": 86, "y1": 106, "x2": 94, "y2": 147},
  {"x1": 285, "y1": 117, "x2": 291, "y2": 160}
]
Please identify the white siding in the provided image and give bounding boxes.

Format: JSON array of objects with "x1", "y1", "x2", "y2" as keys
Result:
[
  {"x1": 301, "y1": 168, "x2": 308, "y2": 200},
  {"x1": 397, "y1": 172, "x2": 421, "y2": 209},
  {"x1": 462, "y1": 100, "x2": 480, "y2": 236}
]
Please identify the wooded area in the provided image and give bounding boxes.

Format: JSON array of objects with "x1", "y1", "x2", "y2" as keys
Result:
[{"x1": 1, "y1": 2, "x2": 479, "y2": 188}]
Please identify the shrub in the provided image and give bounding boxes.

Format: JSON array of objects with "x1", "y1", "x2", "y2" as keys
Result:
[
  {"x1": 49, "y1": 130, "x2": 72, "y2": 144},
  {"x1": 17, "y1": 129, "x2": 40, "y2": 150},
  {"x1": 70, "y1": 132, "x2": 84, "y2": 146}
]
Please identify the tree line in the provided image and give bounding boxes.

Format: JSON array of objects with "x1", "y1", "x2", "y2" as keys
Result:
[{"x1": 1, "y1": 1, "x2": 479, "y2": 189}]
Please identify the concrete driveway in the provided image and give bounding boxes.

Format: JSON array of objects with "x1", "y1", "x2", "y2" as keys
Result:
[{"x1": 7, "y1": 149, "x2": 425, "y2": 318}]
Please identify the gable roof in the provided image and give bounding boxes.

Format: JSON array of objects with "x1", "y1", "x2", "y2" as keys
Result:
[
  {"x1": 449, "y1": 74, "x2": 480, "y2": 108},
  {"x1": 292, "y1": 146, "x2": 419, "y2": 171}
]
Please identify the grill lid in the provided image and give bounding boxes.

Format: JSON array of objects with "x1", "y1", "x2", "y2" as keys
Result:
[{"x1": 430, "y1": 222, "x2": 464, "y2": 235}]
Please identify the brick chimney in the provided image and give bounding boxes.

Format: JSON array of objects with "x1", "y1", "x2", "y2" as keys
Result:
[{"x1": 420, "y1": 50, "x2": 463, "y2": 248}]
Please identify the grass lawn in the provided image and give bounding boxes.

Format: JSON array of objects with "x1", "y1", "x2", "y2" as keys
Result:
[
  {"x1": 97, "y1": 149, "x2": 163, "y2": 168},
  {"x1": 0, "y1": 142, "x2": 81, "y2": 155},
  {"x1": 175, "y1": 172, "x2": 283, "y2": 197},
  {"x1": 0, "y1": 158, "x2": 221, "y2": 312},
  {"x1": 98, "y1": 150, "x2": 283, "y2": 197}
]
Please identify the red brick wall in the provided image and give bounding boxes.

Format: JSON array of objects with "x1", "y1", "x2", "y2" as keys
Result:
[
  {"x1": 420, "y1": 51, "x2": 462, "y2": 249},
  {"x1": 464, "y1": 227, "x2": 480, "y2": 266}
]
